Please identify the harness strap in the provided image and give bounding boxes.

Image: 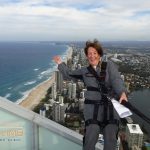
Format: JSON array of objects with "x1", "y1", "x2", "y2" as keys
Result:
[
  {"x1": 85, "y1": 61, "x2": 118, "y2": 127},
  {"x1": 85, "y1": 119, "x2": 119, "y2": 127},
  {"x1": 93, "y1": 105, "x2": 99, "y2": 120},
  {"x1": 108, "y1": 100, "x2": 114, "y2": 121},
  {"x1": 84, "y1": 99, "x2": 104, "y2": 105},
  {"x1": 107, "y1": 119, "x2": 119, "y2": 126},
  {"x1": 101, "y1": 93, "x2": 109, "y2": 124},
  {"x1": 86, "y1": 86, "x2": 99, "y2": 92},
  {"x1": 103, "y1": 100, "x2": 108, "y2": 124},
  {"x1": 85, "y1": 98, "x2": 105, "y2": 123},
  {"x1": 69, "y1": 74, "x2": 83, "y2": 80},
  {"x1": 85, "y1": 119, "x2": 102, "y2": 126}
]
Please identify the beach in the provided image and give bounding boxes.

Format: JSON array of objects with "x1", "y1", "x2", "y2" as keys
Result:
[
  {"x1": 19, "y1": 74, "x2": 55, "y2": 110},
  {"x1": 19, "y1": 46, "x2": 73, "y2": 110}
]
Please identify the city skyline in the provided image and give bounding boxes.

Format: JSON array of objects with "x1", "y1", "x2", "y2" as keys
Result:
[{"x1": 0, "y1": 0, "x2": 150, "y2": 41}]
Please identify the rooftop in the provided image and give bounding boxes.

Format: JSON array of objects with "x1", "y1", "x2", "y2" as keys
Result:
[{"x1": 127, "y1": 124, "x2": 143, "y2": 134}]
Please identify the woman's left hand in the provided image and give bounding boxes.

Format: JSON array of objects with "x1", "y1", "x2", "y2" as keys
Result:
[{"x1": 119, "y1": 92, "x2": 128, "y2": 104}]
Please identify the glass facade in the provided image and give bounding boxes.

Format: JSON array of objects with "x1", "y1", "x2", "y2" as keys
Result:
[
  {"x1": 0, "y1": 106, "x2": 82, "y2": 150},
  {"x1": 39, "y1": 127, "x2": 82, "y2": 150},
  {"x1": 0, "y1": 108, "x2": 34, "y2": 150}
]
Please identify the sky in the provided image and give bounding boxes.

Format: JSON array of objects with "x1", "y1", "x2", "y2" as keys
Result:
[{"x1": 0, "y1": 0, "x2": 150, "y2": 41}]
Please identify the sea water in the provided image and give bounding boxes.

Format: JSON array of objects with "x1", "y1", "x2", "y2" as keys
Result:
[{"x1": 0, "y1": 41, "x2": 68, "y2": 102}]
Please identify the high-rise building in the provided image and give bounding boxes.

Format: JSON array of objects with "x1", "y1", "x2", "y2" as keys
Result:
[
  {"x1": 60, "y1": 103, "x2": 66, "y2": 123},
  {"x1": 44, "y1": 103, "x2": 50, "y2": 111},
  {"x1": 80, "y1": 91, "x2": 84, "y2": 99},
  {"x1": 49, "y1": 98, "x2": 55, "y2": 106},
  {"x1": 77, "y1": 81, "x2": 84, "y2": 90},
  {"x1": 126, "y1": 124, "x2": 143, "y2": 149},
  {"x1": 68, "y1": 82, "x2": 72, "y2": 99},
  {"x1": 73, "y1": 56, "x2": 78, "y2": 64},
  {"x1": 80, "y1": 88, "x2": 87, "y2": 99},
  {"x1": 66, "y1": 46, "x2": 73, "y2": 61},
  {"x1": 125, "y1": 82, "x2": 130, "y2": 93},
  {"x1": 67, "y1": 82, "x2": 77, "y2": 99},
  {"x1": 77, "y1": 63, "x2": 81, "y2": 69},
  {"x1": 52, "y1": 102, "x2": 65, "y2": 123},
  {"x1": 72, "y1": 83, "x2": 76, "y2": 99},
  {"x1": 63, "y1": 81, "x2": 67, "y2": 88},
  {"x1": 63, "y1": 88, "x2": 67, "y2": 96},
  {"x1": 53, "y1": 102, "x2": 61, "y2": 122},
  {"x1": 79, "y1": 98, "x2": 84, "y2": 111},
  {"x1": 114, "y1": 53, "x2": 118, "y2": 58},
  {"x1": 55, "y1": 70, "x2": 63, "y2": 92},
  {"x1": 59, "y1": 96, "x2": 64, "y2": 104},
  {"x1": 82, "y1": 89, "x2": 87, "y2": 97},
  {"x1": 51, "y1": 82, "x2": 57, "y2": 100},
  {"x1": 40, "y1": 106, "x2": 46, "y2": 117},
  {"x1": 102, "y1": 54, "x2": 108, "y2": 62},
  {"x1": 121, "y1": 74, "x2": 125, "y2": 81},
  {"x1": 131, "y1": 145, "x2": 141, "y2": 150}
]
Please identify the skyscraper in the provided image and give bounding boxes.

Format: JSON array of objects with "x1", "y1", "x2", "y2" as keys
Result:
[
  {"x1": 79, "y1": 98, "x2": 84, "y2": 111},
  {"x1": 60, "y1": 103, "x2": 66, "y2": 123},
  {"x1": 59, "y1": 96, "x2": 64, "y2": 104},
  {"x1": 72, "y1": 83, "x2": 76, "y2": 99},
  {"x1": 55, "y1": 70, "x2": 63, "y2": 92},
  {"x1": 53, "y1": 102, "x2": 61, "y2": 122},
  {"x1": 52, "y1": 82, "x2": 57, "y2": 100},
  {"x1": 68, "y1": 82, "x2": 72, "y2": 99},
  {"x1": 52, "y1": 102, "x2": 65, "y2": 123},
  {"x1": 126, "y1": 124, "x2": 143, "y2": 149}
]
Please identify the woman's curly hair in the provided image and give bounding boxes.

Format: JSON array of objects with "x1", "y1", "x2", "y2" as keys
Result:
[{"x1": 84, "y1": 39, "x2": 103, "y2": 56}]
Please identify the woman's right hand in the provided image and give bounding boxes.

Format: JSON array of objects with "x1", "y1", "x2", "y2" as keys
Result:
[{"x1": 53, "y1": 56, "x2": 62, "y2": 64}]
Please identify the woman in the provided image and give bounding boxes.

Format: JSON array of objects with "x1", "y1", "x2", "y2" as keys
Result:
[{"x1": 53, "y1": 39, "x2": 127, "y2": 150}]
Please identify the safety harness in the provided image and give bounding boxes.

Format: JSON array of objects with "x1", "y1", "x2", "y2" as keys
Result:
[
  {"x1": 83, "y1": 61, "x2": 150, "y2": 134},
  {"x1": 84, "y1": 61, "x2": 119, "y2": 128}
]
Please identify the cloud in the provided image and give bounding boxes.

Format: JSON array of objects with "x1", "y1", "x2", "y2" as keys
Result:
[{"x1": 0, "y1": 0, "x2": 150, "y2": 41}]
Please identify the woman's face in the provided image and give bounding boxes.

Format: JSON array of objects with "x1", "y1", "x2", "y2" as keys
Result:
[{"x1": 87, "y1": 47, "x2": 101, "y2": 66}]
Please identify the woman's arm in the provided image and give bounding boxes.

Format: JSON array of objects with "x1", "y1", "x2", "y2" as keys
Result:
[
  {"x1": 107, "y1": 61, "x2": 128, "y2": 103},
  {"x1": 53, "y1": 56, "x2": 83, "y2": 81}
]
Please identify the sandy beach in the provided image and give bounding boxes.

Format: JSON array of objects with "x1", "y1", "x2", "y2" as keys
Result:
[
  {"x1": 19, "y1": 46, "x2": 72, "y2": 110},
  {"x1": 19, "y1": 75, "x2": 55, "y2": 110}
]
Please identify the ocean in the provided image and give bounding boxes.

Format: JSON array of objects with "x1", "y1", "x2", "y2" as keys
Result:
[{"x1": 0, "y1": 41, "x2": 68, "y2": 103}]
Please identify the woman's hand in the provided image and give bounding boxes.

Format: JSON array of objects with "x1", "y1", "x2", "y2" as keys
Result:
[
  {"x1": 53, "y1": 56, "x2": 62, "y2": 64},
  {"x1": 119, "y1": 92, "x2": 128, "y2": 104}
]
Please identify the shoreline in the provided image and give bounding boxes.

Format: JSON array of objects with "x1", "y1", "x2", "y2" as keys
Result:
[
  {"x1": 19, "y1": 74, "x2": 55, "y2": 110},
  {"x1": 19, "y1": 46, "x2": 73, "y2": 110}
]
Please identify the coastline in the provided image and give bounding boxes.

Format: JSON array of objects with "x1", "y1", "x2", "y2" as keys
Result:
[
  {"x1": 19, "y1": 46, "x2": 73, "y2": 110},
  {"x1": 19, "y1": 74, "x2": 55, "y2": 110}
]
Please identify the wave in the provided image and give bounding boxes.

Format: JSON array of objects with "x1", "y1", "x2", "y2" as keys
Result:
[
  {"x1": 34, "y1": 68, "x2": 39, "y2": 71},
  {"x1": 16, "y1": 89, "x2": 33, "y2": 104},
  {"x1": 15, "y1": 45, "x2": 69, "y2": 103},
  {"x1": 4, "y1": 93, "x2": 11, "y2": 99},
  {"x1": 24, "y1": 80, "x2": 37, "y2": 86},
  {"x1": 38, "y1": 68, "x2": 55, "y2": 80},
  {"x1": 40, "y1": 70, "x2": 49, "y2": 75},
  {"x1": 16, "y1": 73, "x2": 55, "y2": 105},
  {"x1": 40, "y1": 68, "x2": 56, "y2": 75},
  {"x1": 37, "y1": 75, "x2": 43, "y2": 80}
]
